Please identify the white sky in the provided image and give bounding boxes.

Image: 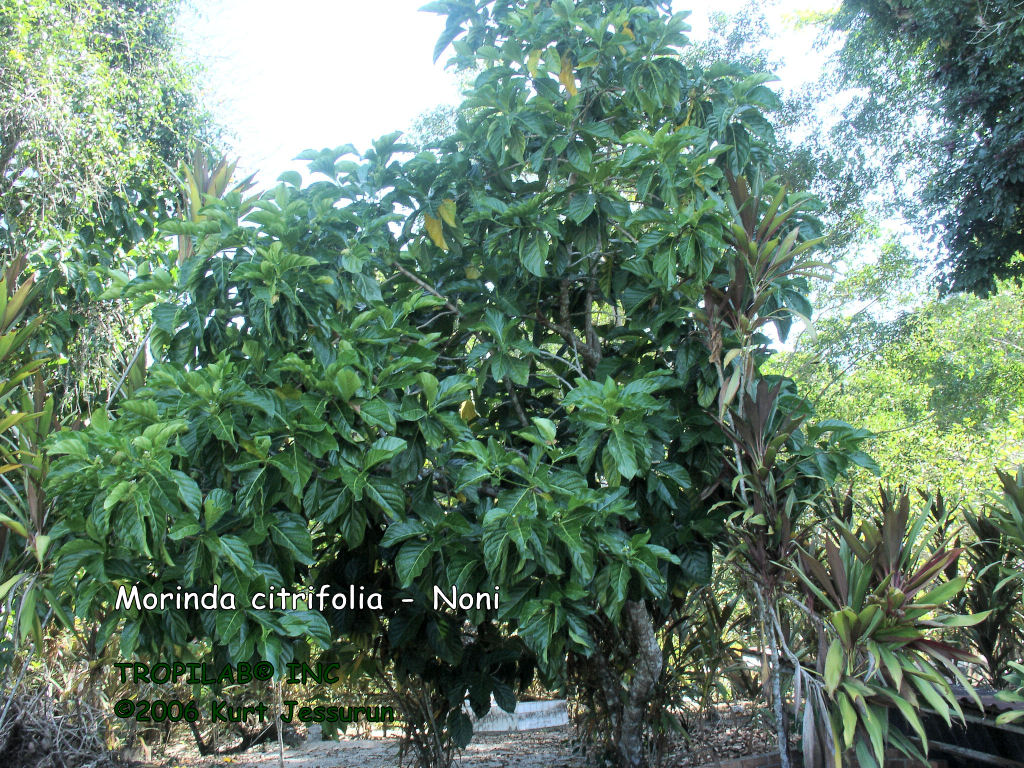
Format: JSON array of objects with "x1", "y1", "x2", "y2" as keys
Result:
[
  {"x1": 181, "y1": 0, "x2": 461, "y2": 183},
  {"x1": 180, "y1": 0, "x2": 838, "y2": 186}
]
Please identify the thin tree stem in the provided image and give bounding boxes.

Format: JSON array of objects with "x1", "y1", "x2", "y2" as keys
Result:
[{"x1": 394, "y1": 263, "x2": 460, "y2": 316}]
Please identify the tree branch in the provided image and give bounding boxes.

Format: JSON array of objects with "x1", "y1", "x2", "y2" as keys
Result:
[{"x1": 394, "y1": 263, "x2": 460, "y2": 316}]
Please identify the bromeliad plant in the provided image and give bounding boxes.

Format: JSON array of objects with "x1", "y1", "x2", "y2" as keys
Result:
[{"x1": 796, "y1": 488, "x2": 986, "y2": 768}]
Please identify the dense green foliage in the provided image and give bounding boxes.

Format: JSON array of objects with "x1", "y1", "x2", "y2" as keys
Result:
[
  {"x1": 774, "y1": 280, "x2": 1024, "y2": 498},
  {"x1": 39, "y1": 1, "x2": 878, "y2": 765},
  {"x1": 0, "y1": 0, "x2": 221, "y2": 748},
  {"x1": 1, "y1": 0, "x2": 212, "y2": 245},
  {"x1": 961, "y1": 477, "x2": 1024, "y2": 692},
  {"x1": 3, "y1": 2, "x2": 1021, "y2": 767},
  {"x1": 984, "y1": 469, "x2": 1024, "y2": 723},
  {"x1": 0, "y1": 0, "x2": 219, "y2": 416}
]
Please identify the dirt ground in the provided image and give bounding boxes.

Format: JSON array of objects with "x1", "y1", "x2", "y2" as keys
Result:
[
  {"x1": 154, "y1": 709, "x2": 777, "y2": 768},
  {"x1": 158, "y1": 728, "x2": 582, "y2": 768}
]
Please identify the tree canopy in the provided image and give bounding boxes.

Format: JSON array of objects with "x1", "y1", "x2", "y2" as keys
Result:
[
  {"x1": 828, "y1": 0, "x2": 1024, "y2": 295},
  {"x1": 1, "y1": 0, "x2": 216, "y2": 254},
  {"x1": 43, "y1": 1, "x2": 874, "y2": 766}
]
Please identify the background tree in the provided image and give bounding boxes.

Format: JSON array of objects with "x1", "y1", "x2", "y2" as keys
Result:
[
  {"x1": 773, "y1": 276, "x2": 1024, "y2": 499},
  {"x1": 821, "y1": 0, "x2": 1024, "y2": 295},
  {"x1": 0, "y1": 0, "x2": 222, "y2": 418}
]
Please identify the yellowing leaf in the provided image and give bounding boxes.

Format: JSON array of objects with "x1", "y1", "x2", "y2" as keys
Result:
[
  {"x1": 459, "y1": 398, "x2": 478, "y2": 422},
  {"x1": 621, "y1": 23, "x2": 634, "y2": 39},
  {"x1": 559, "y1": 53, "x2": 577, "y2": 97},
  {"x1": 424, "y1": 213, "x2": 448, "y2": 251},
  {"x1": 438, "y1": 198, "x2": 458, "y2": 227},
  {"x1": 34, "y1": 534, "x2": 50, "y2": 565},
  {"x1": 0, "y1": 512, "x2": 27, "y2": 538},
  {"x1": 824, "y1": 638, "x2": 843, "y2": 695},
  {"x1": 837, "y1": 691, "x2": 857, "y2": 749},
  {"x1": 527, "y1": 49, "x2": 542, "y2": 76},
  {"x1": 720, "y1": 366, "x2": 741, "y2": 415},
  {"x1": 183, "y1": 165, "x2": 203, "y2": 221}
]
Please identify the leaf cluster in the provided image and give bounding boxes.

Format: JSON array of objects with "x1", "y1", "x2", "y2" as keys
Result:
[{"x1": 797, "y1": 488, "x2": 985, "y2": 768}]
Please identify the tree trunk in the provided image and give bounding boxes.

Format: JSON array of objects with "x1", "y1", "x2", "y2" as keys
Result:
[
  {"x1": 755, "y1": 586, "x2": 791, "y2": 768},
  {"x1": 615, "y1": 600, "x2": 663, "y2": 768}
]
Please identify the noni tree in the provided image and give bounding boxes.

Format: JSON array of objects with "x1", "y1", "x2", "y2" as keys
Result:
[{"x1": 45, "y1": 2, "x2": 866, "y2": 767}]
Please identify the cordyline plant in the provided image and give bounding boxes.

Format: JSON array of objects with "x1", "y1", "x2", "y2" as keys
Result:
[
  {"x1": 984, "y1": 467, "x2": 1024, "y2": 723},
  {"x1": 796, "y1": 488, "x2": 986, "y2": 768},
  {"x1": 44, "y1": 1, "x2": 870, "y2": 766},
  {"x1": 960, "y1": 480, "x2": 1024, "y2": 691},
  {"x1": 699, "y1": 172, "x2": 877, "y2": 768}
]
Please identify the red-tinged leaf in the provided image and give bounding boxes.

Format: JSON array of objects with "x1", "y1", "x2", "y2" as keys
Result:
[
  {"x1": 910, "y1": 638, "x2": 986, "y2": 667},
  {"x1": 905, "y1": 549, "x2": 961, "y2": 596},
  {"x1": 824, "y1": 537, "x2": 848, "y2": 603},
  {"x1": 873, "y1": 627, "x2": 922, "y2": 644},
  {"x1": 798, "y1": 548, "x2": 840, "y2": 606}
]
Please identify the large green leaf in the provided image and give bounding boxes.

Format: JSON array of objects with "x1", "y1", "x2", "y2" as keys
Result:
[{"x1": 396, "y1": 539, "x2": 434, "y2": 586}]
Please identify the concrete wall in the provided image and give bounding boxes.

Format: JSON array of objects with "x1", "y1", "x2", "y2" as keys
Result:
[{"x1": 467, "y1": 698, "x2": 569, "y2": 732}]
